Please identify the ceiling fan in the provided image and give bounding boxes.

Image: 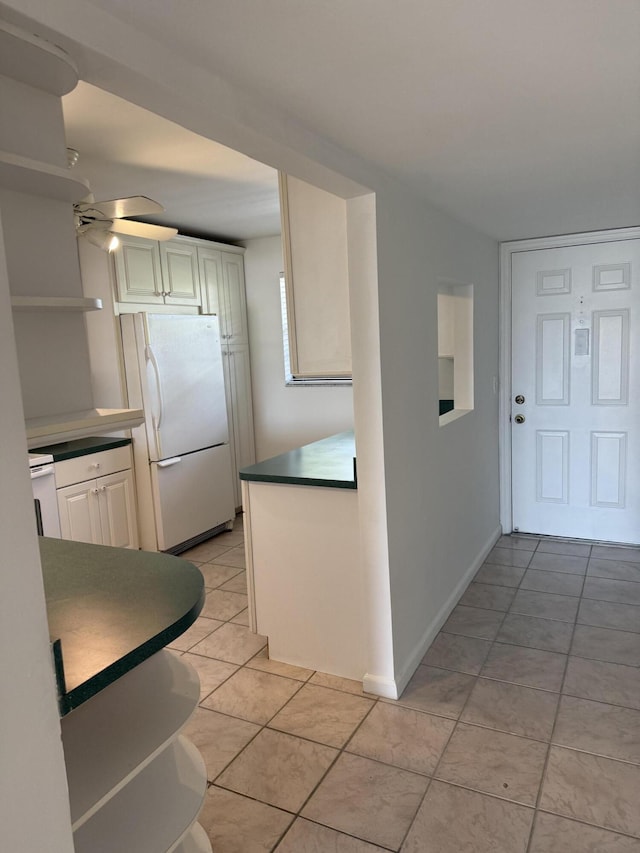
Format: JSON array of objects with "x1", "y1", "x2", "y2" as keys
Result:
[{"x1": 74, "y1": 195, "x2": 178, "y2": 252}]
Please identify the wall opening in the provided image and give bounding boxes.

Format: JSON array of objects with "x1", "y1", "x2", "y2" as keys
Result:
[{"x1": 438, "y1": 282, "x2": 474, "y2": 424}]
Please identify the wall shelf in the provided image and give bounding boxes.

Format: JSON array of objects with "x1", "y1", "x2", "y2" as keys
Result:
[
  {"x1": 0, "y1": 20, "x2": 78, "y2": 95},
  {"x1": 26, "y1": 407, "x2": 144, "y2": 447},
  {"x1": 11, "y1": 296, "x2": 102, "y2": 312},
  {"x1": 0, "y1": 149, "x2": 90, "y2": 201}
]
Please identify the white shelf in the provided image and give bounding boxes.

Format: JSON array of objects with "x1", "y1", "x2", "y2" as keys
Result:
[
  {"x1": 62, "y1": 651, "x2": 200, "y2": 829},
  {"x1": 0, "y1": 20, "x2": 78, "y2": 95},
  {"x1": 0, "y1": 149, "x2": 89, "y2": 201},
  {"x1": 171, "y1": 823, "x2": 212, "y2": 853},
  {"x1": 72, "y1": 735, "x2": 207, "y2": 853},
  {"x1": 11, "y1": 296, "x2": 102, "y2": 312},
  {"x1": 26, "y1": 407, "x2": 144, "y2": 447}
]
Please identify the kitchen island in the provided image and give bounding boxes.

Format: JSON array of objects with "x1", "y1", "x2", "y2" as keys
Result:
[
  {"x1": 41, "y1": 537, "x2": 211, "y2": 853},
  {"x1": 240, "y1": 431, "x2": 364, "y2": 681}
]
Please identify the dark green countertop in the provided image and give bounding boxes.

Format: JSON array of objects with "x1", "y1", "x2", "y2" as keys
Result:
[
  {"x1": 40, "y1": 537, "x2": 204, "y2": 716},
  {"x1": 240, "y1": 430, "x2": 357, "y2": 489},
  {"x1": 31, "y1": 435, "x2": 132, "y2": 461}
]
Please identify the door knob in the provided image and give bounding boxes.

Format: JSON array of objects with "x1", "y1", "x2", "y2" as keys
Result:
[{"x1": 514, "y1": 414, "x2": 525, "y2": 424}]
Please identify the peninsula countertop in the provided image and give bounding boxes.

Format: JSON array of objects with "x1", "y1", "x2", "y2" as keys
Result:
[
  {"x1": 40, "y1": 537, "x2": 204, "y2": 715},
  {"x1": 239, "y1": 430, "x2": 357, "y2": 489}
]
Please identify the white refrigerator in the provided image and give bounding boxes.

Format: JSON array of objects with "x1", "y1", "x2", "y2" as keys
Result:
[{"x1": 121, "y1": 313, "x2": 235, "y2": 552}]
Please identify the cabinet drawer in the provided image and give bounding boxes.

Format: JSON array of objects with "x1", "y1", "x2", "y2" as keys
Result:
[{"x1": 55, "y1": 446, "x2": 132, "y2": 488}]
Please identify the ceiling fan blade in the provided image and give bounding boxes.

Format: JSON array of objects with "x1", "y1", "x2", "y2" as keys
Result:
[
  {"x1": 110, "y1": 219, "x2": 178, "y2": 241},
  {"x1": 90, "y1": 196, "x2": 165, "y2": 219}
]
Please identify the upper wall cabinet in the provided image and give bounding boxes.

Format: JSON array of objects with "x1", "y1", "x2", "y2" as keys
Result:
[
  {"x1": 114, "y1": 236, "x2": 201, "y2": 307},
  {"x1": 279, "y1": 172, "x2": 352, "y2": 379}
]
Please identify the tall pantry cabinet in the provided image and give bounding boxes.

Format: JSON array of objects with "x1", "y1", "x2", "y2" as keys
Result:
[{"x1": 108, "y1": 235, "x2": 255, "y2": 509}]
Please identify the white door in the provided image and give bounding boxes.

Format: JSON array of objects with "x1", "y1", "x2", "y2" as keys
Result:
[
  {"x1": 511, "y1": 238, "x2": 639, "y2": 544},
  {"x1": 57, "y1": 481, "x2": 102, "y2": 545},
  {"x1": 160, "y1": 241, "x2": 202, "y2": 306},
  {"x1": 98, "y1": 470, "x2": 138, "y2": 550}
]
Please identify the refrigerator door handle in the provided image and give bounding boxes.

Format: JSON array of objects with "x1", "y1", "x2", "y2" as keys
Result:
[
  {"x1": 157, "y1": 457, "x2": 182, "y2": 468},
  {"x1": 145, "y1": 343, "x2": 165, "y2": 442}
]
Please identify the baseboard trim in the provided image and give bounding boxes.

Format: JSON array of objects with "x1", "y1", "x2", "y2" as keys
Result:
[
  {"x1": 362, "y1": 672, "x2": 401, "y2": 699},
  {"x1": 383, "y1": 524, "x2": 502, "y2": 700}
]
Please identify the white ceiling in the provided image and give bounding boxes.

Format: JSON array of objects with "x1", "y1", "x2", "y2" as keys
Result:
[
  {"x1": 67, "y1": 0, "x2": 640, "y2": 241},
  {"x1": 62, "y1": 83, "x2": 281, "y2": 242}
]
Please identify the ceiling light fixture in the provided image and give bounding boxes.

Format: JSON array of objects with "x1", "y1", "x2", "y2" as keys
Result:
[{"x1": 83, "y1": 227, "x2": 120, "y2": 252}]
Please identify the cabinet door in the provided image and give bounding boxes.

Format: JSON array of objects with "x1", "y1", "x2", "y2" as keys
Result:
[
  {"x1": 227, "y1": 345, "x2": 256, "y2": 505},
  {"x1": 160, "y1": 241, "x2": 201, "y2": 306},
  {"x1": 197, "y1": 247, "x2": 223, "y2": 316},
  {"x1": 221, "y1": 252, "x2": 249, "y2": 345},
  {"x1": 114, "y1": 236, "x2": 164, "y2": 304},
  {"x1": 221, "y1": 349, "x2": 240, "y2": 507},
  {"x1": 57, "y1": 480, "x2": 102, "y2": 545},
  {"x1": 98, "y1": 469, "x2": 139, "y2": 549}
]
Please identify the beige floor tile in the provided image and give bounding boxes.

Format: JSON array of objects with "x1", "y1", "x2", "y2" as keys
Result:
[
  {"x1": 553, "y1": 695, "x2": 640, "y2": 764},
  {"x1": 268, "y1": 683, "x2": 374, "y2": 747},
  {"x1": 588, "y1": 557, "x2": 640, "y2": 583},
  {"x1": 248, "y1": 647, "x2": 314, "y2": 682},
  {"x1": 202, "y1": 667, "x2": 302, "y2": 724},
  {"x1": 392, "y1": 664, "x2": 476, "y2": 719},
  {"x1": 461, "y1": 677, "x2": 559, "y2": 740},
  {"x1": 211, "y1": 526, "x2": 245, "y2": 548},
  {"x1": 529, "y1": 811, "x2": 640, "y2": 852},
  {"x1": 480, "y1": 643, "x2": 567, "y2": 692},
  {"x1": 520, "y1": 569, "x2": 584, "y2": 597},
  {"x1": 275, "y1": 818, "x2": 386, "y2": 852},
  {"x1": 200, "y1": 589, "x2": 248, "y2": 621},
  {"x1": 199, "y1": 786, "x2": 293, "y2": 853},
  {"x1": 182, "y1": 538, "x2": 236, "y2": 563},
  {"x1": 213, "y1": 545, "x2": 247, "y2": 569},
  {"x1": 509, "y1": 589, "x2": 579, "y2": 623},
  {"x1": 401, "y1": 781, "x2": 534, "y2": 853},
  {"x1": 182, "y1": 707, "x2": 260, "y2": 779},
  {"x1": 564, "y1": 657, "x2": 640, "y2": 711},
  {"x1": 166, "y1": 615, "x2": 223, "y2": 652},
  {"x1": 302, "y1": 752, "x2": 429, "y2": 850},
  {"x1": 181, "y1": 651, "x2": 238, "y2": 699},
  {"x1": 308, "y1": 671, "x2": 367, "y2": 695},
  {"x1": 458, "y1": 582, "x2": 516, "y2": 611},
  {"x1": 497, "y1": 535, "x2": 539, "y2": 551},
  {"x1": 536, "y1": 540, "x2": 592, "y2": 557},
  {"x1": 436, "y1": 723, "x2": 547, "y2": 805},
  {"x1": 583, "y1": 576, "x2": 640, "y2": 606},
  {"x1": 540, "y1": 746, "x2": 640, "y2": 837},
  {"x1": 591, "y1": 544, "x2": 640, "y2": 563},
  {"x1": 529, "y1": 552, "x2": 588, "y2": 575},
  {"x1": 497, "y1": 613, "x2": 574, "y2": 653},
  {"x1": 230, "y1": 607, "x2": 250, "y2": 626},
  {"x1": 199, "y1": 562, "x2": 243, "y2": 589},
  {"x1": 347, "y1": 702, "x2": 454, "y2": 775},
  {"x1": 474, "y1": 563, "x2": 526, "y2": 587},
  {"x1": 216, "y1": 728, "x2": 338, "y2": 812},
  {"x1": 421, "y1": 631, "x2": 492, "y2": 675},
  {"x1": 442, "y1": 604, "x2": 504, "y2": 640},
  {"x1": 578, "y1": 599, "x2": 640, "y2": 634},
  {"x1": 219, "y1": 570, "x2": 248, "y2": 594},
  {"x1": 571, "y1": 624, "x2": 640, "y2": 667},
  {"x1": 485, "y1": 547, "x2": 533, "y2": 568},
  {"x1": 190, "y1": 622, "x2": 267, "y2": 664}
]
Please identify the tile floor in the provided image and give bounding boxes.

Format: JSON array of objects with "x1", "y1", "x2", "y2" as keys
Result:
[{"x1": 176, "y1": 525, "x2": 640, "y2": 852}]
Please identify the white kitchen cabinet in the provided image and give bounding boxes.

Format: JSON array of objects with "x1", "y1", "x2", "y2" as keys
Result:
[
  {"x1": 199, "y1": 245, "x2": 255, "y2": 506},
  {"x1": 114, "y1": 236, "x2": 201, "y2": 307},
  {"x1": 56, "y1": 447, "x2": 138, "y2": 549}
]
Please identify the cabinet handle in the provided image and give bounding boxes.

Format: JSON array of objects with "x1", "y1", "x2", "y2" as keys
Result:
[
  {"x1": 91, "y1": 462, "x2": 101, "y2": 470},
  {"x1": 92, "y1": 488, "x2": 99, "y2": 494}
]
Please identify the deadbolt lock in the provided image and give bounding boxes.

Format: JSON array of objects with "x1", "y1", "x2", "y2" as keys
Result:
[
  {"x1": 515, "y1": 394, "x2": 525, "y2": 405},
  {"x1": 514, "y1": 414, "x2": 525, "y2": 424}
]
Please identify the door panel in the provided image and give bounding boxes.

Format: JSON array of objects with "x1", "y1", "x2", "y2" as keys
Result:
[{"x1": 511, "y1": 238, "x2": 639, "y2": 543}]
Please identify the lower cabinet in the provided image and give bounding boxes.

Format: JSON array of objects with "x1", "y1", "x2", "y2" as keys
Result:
[
  {"x1": 223, "y1": 344, "x2": 256, "y2": 508},
  {"x1": 55, "y1": 446, "x2": 138, "y2": 549}
]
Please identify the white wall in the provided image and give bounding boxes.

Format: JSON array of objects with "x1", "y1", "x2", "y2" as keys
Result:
[
  {"x1": 0, "y1": 214, "x2": 74, "y2": 852},
  {"x1": 243, "y1": 235, "x2": 354, "y2": 460}
]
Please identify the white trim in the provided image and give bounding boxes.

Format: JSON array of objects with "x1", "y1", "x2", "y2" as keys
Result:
[
  {"x1": 499, "y1": 225, "x2": 640, "y2": 534},
  {"x1": 365, "y1": 525, "x2": 501, "y2": 700}
]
